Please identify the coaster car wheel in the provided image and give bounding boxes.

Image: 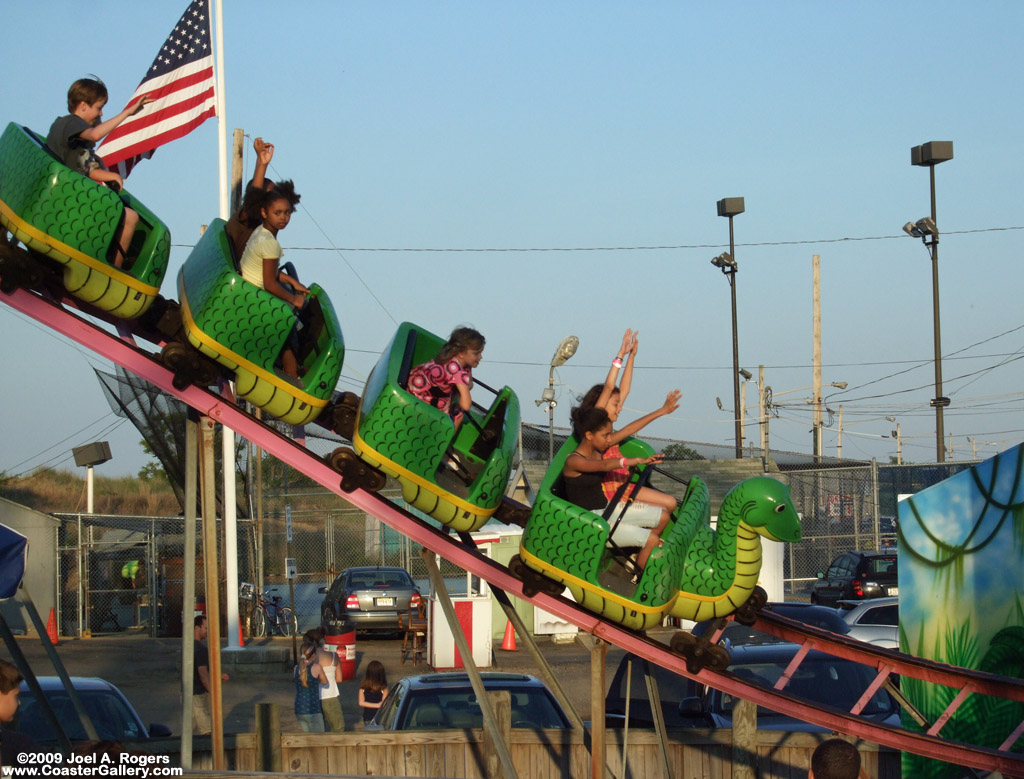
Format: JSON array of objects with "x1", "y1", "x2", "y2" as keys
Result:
[
  {"x1": 0, "y1": 243, "x2": 47, "y2": 294},
  {"x1": 508, "y1": 554, "x2": 563, "y2": 599},
  {"x1": 732, "y1": 585, "x2": 769, "y2": 626},
  {"x1": 670, "y1": 631, "x2": 731, "y2": 674},
  {"x1": 325, "y1": 392, "x2": 361, "y2": 440},
  {"x1": 329, "y1": 447, "x2": 386, "y2": 493},
  {"x1": 494, "y1": 498, "x2": 531, "y2": 528}
]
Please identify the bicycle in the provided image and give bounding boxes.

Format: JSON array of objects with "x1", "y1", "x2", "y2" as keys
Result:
[{"x1": 240, "y1": 582, "x2": 297, "y2": 638}]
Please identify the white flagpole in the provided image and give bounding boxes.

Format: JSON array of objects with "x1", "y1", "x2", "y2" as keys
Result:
[{"x1": 212, "y1": 0, "x2": 241, "y2": 651}]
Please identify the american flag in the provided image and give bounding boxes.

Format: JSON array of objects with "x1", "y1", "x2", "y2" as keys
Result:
[{"x1": 98, "y1": 0, "x2": 217, "y2": 178}]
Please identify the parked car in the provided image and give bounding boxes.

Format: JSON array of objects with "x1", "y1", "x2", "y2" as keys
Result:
[
  {"x1": 606, "y1": 643, "x2": 899, "y2": 732},
  {"x1": 366, "y1": 672, "x2": 571, "y2": 731},
  {"x1": 810, "y1": 550, "x2": 898, "y2": 606},
  {"x1": 14, "y1": 677, "x2": 171, "y2": 743},
  {"x1": 676, "y1": 643, "x2": 900, "y2": 731},
  {"x1": 838, "y1": 596, "x2": 899, "y2": 649},
  {"x1": 692, "y1": 602, "x2": 852, "y2": 646},
  {"x1": 319, "y1": 566, "x2": 421, "y2": 632}
]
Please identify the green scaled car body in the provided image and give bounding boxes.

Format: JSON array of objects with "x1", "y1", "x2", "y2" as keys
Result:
[
  {"x1": 353, "y1": 322, "x2": 520, "y2": 532},
  {"x1": 519, "y1": 436, "x2": 700, "y2": 631},
  {"x1": 0, "y1": 123, "x2": 170, "y2": 318},
  {"x1": 178, "y1": 218, "x2": 344, "y2": 425}
]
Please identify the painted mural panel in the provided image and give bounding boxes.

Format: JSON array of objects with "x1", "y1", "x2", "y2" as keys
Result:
[{"x1": 899, "y1": 443, "x2": 1024, "y2": 777}]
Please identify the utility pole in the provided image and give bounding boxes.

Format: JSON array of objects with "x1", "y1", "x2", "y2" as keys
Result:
[
  {"x1": 758, "y1": 365, "x2": 767, "y2": 456},
  {"x1": 812, "y1": 255, "x2": 822, "y2": 462},
  {"x1": 837, "y1": 405, "x2": 843, "y2": 460}
]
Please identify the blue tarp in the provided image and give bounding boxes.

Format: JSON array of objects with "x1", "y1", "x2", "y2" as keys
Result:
[{"x1": 0, "y1": 523, "x2": 28, "y2": 599}]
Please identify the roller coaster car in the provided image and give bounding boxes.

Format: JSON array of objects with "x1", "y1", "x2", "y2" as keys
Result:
[
  {"x1": 667, "y1": 475, "x2": 801, "y2": 625},
  {"x1": 351, "y1": 322, "x2": 520, "y2": 531},
  {"x1": 0, "y1": 122, "x2": 170, "y2": 319},
  {"x1": 177, "y1": 218, "x2": 344, "y2": 426},
  {"x1": 515, "y1": 436, "x2": 696, "y2": 632}
]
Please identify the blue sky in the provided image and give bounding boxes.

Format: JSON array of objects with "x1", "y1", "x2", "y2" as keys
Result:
[{"x1": 2, "y1": 1, "x2": 1024, "y2": 478}]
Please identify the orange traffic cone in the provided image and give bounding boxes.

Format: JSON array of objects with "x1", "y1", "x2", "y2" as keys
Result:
[
  {"x1": 46, "y1": 607, "x2": 59, "y2": 645},
  {"x1": 501, "y1": 620, "x2": 516, "y2": 652}
]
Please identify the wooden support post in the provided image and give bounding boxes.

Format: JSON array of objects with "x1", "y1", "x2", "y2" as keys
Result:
[
  {"x1": 181, "y1": 410, "x2": 198, "y2": 769},
  {"x1": 641, "y1": 659, "x2": 673, "y2": 779},
  {"x1": 229, "y1": 128, "x2": 244, "y2": 214},
  {"x1": 200, "y1": 417, "x2": 226, "y2": 770},
  {"x1": 482, "y1": 690, "x2": 511, "y2": 779},
  {"x1": 254, "y1": 702, "x2": 282, "y2": 772},
  {"x1": 421, "y1": 548, "x2": 518, "y2": 779},
  {"x1": 732, "y1": 697, "x2": 757, "y2": 779},
  {"x1": 590, "y1": 637, "x2": 606, "y2": 779},
  {"x1": 491, "y1": 586, "x2": 586, "y2": 730}
]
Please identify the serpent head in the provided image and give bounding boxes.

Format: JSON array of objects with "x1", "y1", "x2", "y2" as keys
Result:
[{"x1": 722, "y1": 476, "x2": 802, "y2": 543}]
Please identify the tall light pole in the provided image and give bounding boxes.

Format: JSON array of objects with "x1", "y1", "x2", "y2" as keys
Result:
[
  {"x1": 907, "y1": 140, "x2": 953, "y2": 462},
  {"x1": 714, "y1": 197, "x2": 745, "y2": 459},
  {"x1": 887, "y1": 417, "x2": 902, "y2": 465},
  {"x1": 536, "y1": 335, "x2": 579, "y2": 461}
]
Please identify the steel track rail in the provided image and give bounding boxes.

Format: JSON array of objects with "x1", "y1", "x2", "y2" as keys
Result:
[{"x1": 3, "y1": 283, "x2": 1023, "y2": 774}]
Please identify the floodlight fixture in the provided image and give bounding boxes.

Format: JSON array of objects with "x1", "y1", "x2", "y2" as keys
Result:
[
  {"x1": 738, "y1": 368, "x2": 753, "y2": 380},
  {"x1": 550, "y1": 335, "x2": 579, "y2": 368}
]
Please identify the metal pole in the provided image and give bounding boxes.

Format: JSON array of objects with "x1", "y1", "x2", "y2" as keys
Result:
[
  {"x1": 181, "y1": 410, "x2": 198, "y2": 768},
  {"x1": 729, "y1": 216, "x2": 742, "y2": 459},
  {"x1": 929, "y1": 163, "x2": 946, "y2": 463},
  {"x1": 548, "y1": 367, "x2": 556, "y2": 463},
  {"x1": 837, "y1": 405, "x2": 844, "y2": 460}
]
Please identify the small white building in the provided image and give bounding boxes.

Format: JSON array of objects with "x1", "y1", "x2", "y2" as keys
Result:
[{"x1": 0, "y1": 497, "x2": 59, "y2": 636}]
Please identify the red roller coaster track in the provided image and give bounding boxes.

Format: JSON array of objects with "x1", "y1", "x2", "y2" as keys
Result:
[{"x1": 3, "y1": 281, "x2": 1024, "y2": 775}]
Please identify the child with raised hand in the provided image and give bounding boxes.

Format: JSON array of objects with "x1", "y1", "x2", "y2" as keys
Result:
[
  {"x1": 226, "y1": 136, "x2": 277, "y2": 259},
  {"x1": 357, "y1": 660, "x2": 389, "y2": 727},
  {"x1": 293, "y1": 641, "x2": 324, "y2": 732},
  {"x1": 563, "y1": 405, "x2": 670, "y2": 571},
  {"x1": 47, "y1": 77, "x2": 151, "y2": 268},
  {"x1": 407, "y1": 326, "x2": 485, "y2": 429},
  {"x1": 238, "y1": 182, "x2": 309, "y2": 379},
  {"x1": 580, "y1": 329, "x2": 681, "y2": 518}
]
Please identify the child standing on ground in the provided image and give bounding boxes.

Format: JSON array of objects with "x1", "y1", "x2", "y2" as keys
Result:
[
  {"x1": 311, "y1": 642, "x2": 345, "y2": 732},
  {"x1": 579, "y1": 329, "x2": 681, "y2": 517},
  {"x1": 238, "y1": 183, "x2": 308, "y2": 379},
  {"x1": 563, "y1": 405, "x2": 670, "y2": 571},
  {"x1": 407, "y1": 326, "x2": 485, "y2": 429},
  {"x1": 357, "y1": 660, "x2": 389, "y2": 727},
  {"x1": 293, "y1": 641, "x2": 324, "y2": 732},
  {"x1": 46, "y1": 77, "x2": 151, "y2": 268}
]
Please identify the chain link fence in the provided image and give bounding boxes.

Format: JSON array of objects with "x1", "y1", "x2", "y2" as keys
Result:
[{"x1": 52, "y1": 419, "x2": 980, "y2": 635}]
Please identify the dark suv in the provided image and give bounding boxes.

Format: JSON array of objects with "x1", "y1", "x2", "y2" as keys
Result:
[{"x1": 810, "y1": 550, "x2": 897, "y2": 607}]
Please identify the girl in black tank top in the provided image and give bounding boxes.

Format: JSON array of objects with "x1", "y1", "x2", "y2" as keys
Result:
[{"x1": 564, "y1": 406, "x2": 667, "y2": 569}]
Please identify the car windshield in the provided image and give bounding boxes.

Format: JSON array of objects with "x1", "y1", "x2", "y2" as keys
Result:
[
  {"x1": 717, "y1": 656, "x2": 894, "y2": 718},
  {"x1": 17, "y1": 689, "x2": 145, "y2": 742},
  {"x1": 401, "y1": 688, "x2": 567, "y2": 729}
]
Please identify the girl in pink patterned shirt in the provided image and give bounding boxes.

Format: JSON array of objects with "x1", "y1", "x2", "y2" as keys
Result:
[{"x1": 407, "y1": 327, "x2": 485, "y2": 429}]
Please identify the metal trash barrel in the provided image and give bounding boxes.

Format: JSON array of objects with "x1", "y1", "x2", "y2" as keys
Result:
[{"x1": 325, "y1": 620, "x2": 356, "y2": 680}]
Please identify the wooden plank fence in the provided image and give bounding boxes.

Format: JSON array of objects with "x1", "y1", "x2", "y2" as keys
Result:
[{"x1": 138, "y1": 729, "x2": 899, "y2": 778}]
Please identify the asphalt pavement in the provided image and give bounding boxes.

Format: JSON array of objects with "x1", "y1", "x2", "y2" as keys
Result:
[{"x1": 7, "y1": 628, "x2": 651, "y2": 735}]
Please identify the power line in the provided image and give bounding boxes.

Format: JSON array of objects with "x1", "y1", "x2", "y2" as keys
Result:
[{"x1": 169, "y1": 224, "x2": 1024, "y2": 254}]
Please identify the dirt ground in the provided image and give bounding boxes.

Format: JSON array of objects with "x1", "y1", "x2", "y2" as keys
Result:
[{"x1": 7, "y1": 628, "x2": 659, "y2": 735}]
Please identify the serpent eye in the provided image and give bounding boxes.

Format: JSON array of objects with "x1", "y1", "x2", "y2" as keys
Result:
[{"x1": 774, "y1": 503, "x2": 788, "y2": 513}]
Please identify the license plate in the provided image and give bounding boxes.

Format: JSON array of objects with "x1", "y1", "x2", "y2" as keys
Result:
[
  {"x1": 375, "y1": 597, "x2": 394, "y2": 607},
  {"x1": 887, "y1": 587, "x2": 899, "y2": 596}
]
